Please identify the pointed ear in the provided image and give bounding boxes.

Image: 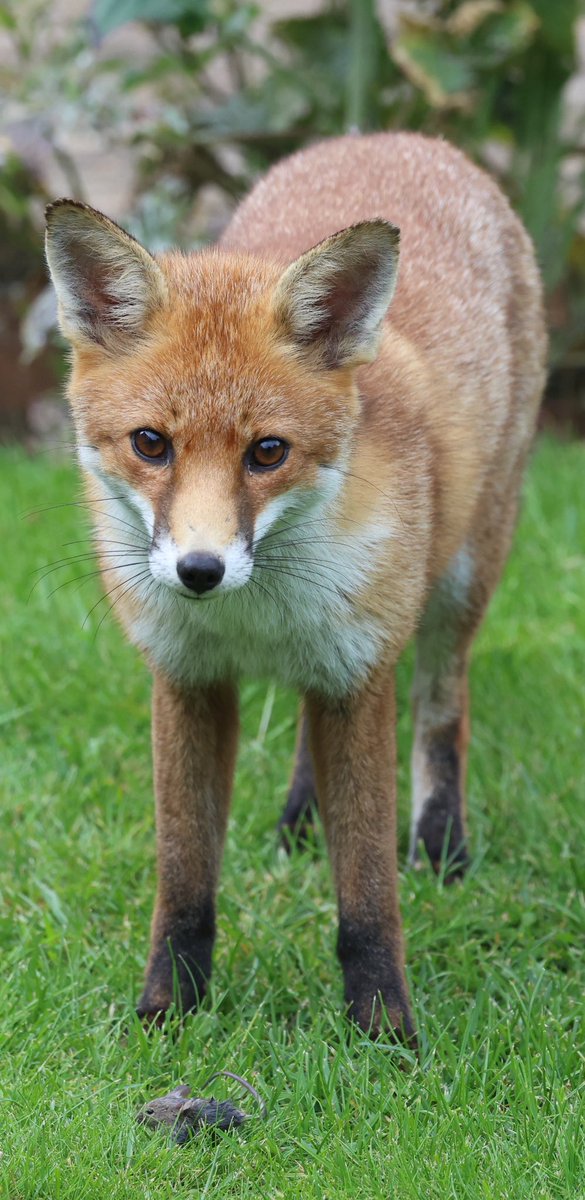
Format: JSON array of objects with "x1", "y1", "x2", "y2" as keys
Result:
[
  {"x1": 45, "y1": 199, "x2": 167, "y2": 348},
  {"x1": 273, "y1": 220, "x2": 400, "y2": 369},
  {"x1": 169, "y1": 1085, "x2": 192, "y2": 1100}
]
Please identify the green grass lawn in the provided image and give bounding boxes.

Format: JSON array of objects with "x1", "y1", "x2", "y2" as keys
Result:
[{"x1": 1, "y1": 437, "x2": 584, "y2": 1199}]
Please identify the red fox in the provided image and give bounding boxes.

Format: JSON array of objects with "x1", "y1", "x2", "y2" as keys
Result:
[{"x1": 45, "y1": 132, "x2": 546, "y2": 1041}]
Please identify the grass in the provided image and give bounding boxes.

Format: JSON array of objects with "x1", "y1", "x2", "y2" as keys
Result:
[{"x1": 0, "y1": 436, "x2": 584, "y2": 1199}]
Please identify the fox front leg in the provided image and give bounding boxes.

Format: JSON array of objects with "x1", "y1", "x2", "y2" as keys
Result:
[
  {"x1": 137, "y1": 675, "x2": 239, "y2": 1022},
  {"x1": 306, "y1": 671, "x2": 415, "y2": 1043}
]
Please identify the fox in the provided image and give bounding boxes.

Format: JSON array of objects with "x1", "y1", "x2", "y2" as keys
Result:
[{"x1": 45, "y1": 132, "x2": 546, "y2": 1042}]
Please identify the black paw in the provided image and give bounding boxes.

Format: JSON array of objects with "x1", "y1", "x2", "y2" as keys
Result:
[
  {"x1": 137, "y1": 912, "x2": 214, "y2": 1024},
  {"x1": 346, "y1": 992, "x2": 418, "y2": 1047},
  {"x1": 411, "y1": 789, "x2": 469, "y2": 882},
  {"x1": 338, "y1": 917, "x2": 417, "y2": 1045}
]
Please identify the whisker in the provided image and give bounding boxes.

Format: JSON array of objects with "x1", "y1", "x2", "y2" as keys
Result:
[
  {"x1": 29, "y1": 563, "x2": 92, "y2": 603},
  {"x1": 92, "y1": 573, "x2": 156, "y2": 642},
  {"x1": 22, "y1": 496, "x2": 150, "y2": 543},
  {"x1": 32, "y1": 554, "x2": 149, "y2": 599},
  {"x1": 257, "y1": 516, "x2": 334, "y2": 546},
  {"x1": 255, "y1": 551, "x2": 355, "y2": 586},
  {"x1": 31, "y1": 566, "x2": 102, "y2": 605},
  {"x1": 34, "y1": 548, "x2": 148, "y2": 579},
  {"x1": 247, "y1": 573, "x2": 288, "y2": 625},
  {"x1": 21, "y1": 496, "x2": 127, "y2": 519},
  {"x1": 257, "y1": 512, "x2": 378, "y2": 547},
  {"x1": 171, "y1": 588, "x2": 183, "y2": 621},
  {"x1": 321, "y1": 462, "x2": 392, "y2": 500},
  {"x1": 258, "y1": 511, "x2": 406, "y2": 554},
  {"x1": 252, "y1": 549, "x2": 357, "y2": 580},
  {"x1": 320, "y1": 463, "x2": 406, "y2": 533},
  {"x1": 82, "y1": 511, "x2": 149, "y2": 541},
  {"x1": 34, "y1": 553, "x2": 102, "y2": 577},
  {"x1": 31, "y1": 562, "x2": 104, "y2": 597},
  {"x1": 255, "y1": 563, "x2": 345, "y2": 601},
  {"x1": 256, "y1": 549, "x2": 352, "y2": 569},
  {"x1": 257, "y1": 536, "x2": 358, "y2": 553},
  {"x1": 82, "y1": 568, "x2": 153, "y2": 632},
  {"x1": 29, "y1": 558, "x2": 148, "y2": 605},
  {"x1": 61, "y1": 537, "x2": 147, "y2": 552}
]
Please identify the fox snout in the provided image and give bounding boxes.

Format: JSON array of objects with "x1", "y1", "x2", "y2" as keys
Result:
[
  {"x1": 176, "y1": 552, "x2": 225, "y2": 595},
  {"x1": 149, "y1": 521, "x2": 254, "y2": 598}
]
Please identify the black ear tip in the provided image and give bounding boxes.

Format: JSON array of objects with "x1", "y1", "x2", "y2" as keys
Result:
[
  {"x1": 45, "y1": 198, "x2": 92, "y2": 226},
  {"x1": 45, "y1": 199, "x2": 73, "y2": 226},
  {"x1": 45, "y1": 200, "x2": 61, "y2": 224},
  {"x1": 341, "y1": 219, "x2": 400, "y2": 251},
  {"x1": 370, "y1": 218, "x2": 401, "y2": 245}
]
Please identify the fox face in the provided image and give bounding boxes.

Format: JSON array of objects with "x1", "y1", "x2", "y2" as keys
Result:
[
  {"x1": 46, "y1": 202, "x2": 400, "y2": 627},
  {"x1": 70, "y1": 269, "x2": 358, "y2": 602}
]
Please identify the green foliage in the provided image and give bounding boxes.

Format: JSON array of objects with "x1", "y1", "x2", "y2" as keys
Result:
[
  {"x1": 93, "y1": 0, "x2": 212, "y2": 37},
  {"x1": 0, "y1": 151, "x2": 45, "y2": 283},
  {"x1": 1, "y1": 438, "x2": 584, "y2": 1196},
  {"x1": 90, "y1": 0, "x2": 585, "y2": 360},
  {"x1": 1, "y1": 0, "x2": 584, "y2": 370},
  {"x1": 386, "y1": 2, "x2": 585, "y2": 359}
]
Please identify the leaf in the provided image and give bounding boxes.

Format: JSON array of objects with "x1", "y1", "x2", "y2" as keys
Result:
[
  {"x1": 275, "y1": 11, "x2": 349, "y2": 68},
  {"x1": 90, "y1": 0, "x2": 211, "y2": 37},
  {"x1": 447, "y1": 1, "x2": 504, "y2": 39},
  {"x1": 392, "y1": 18, "x2": 475, "y2": 109},
  {"x1": 275, "y1": 10, "x2": 395, "y2": 130},
  {"x1": 219, "y1": 4, "x2": 259, "y2": 43},
  {"x1": 529, "y1": 0, "x2": 579, "y2": 58},
  {"x1": 470, "y1": 2, "x2": 540, "y2": 64},
  {"x1": 191, "y1": 76, "x2": 309, "y2": 142}
]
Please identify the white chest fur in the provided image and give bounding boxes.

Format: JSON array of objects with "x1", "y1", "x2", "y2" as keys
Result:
[{"x1": 128, "y1": 520, "x2": 389, "y2": 695}]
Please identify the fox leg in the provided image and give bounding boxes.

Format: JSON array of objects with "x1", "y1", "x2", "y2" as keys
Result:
[
  {"x1": 410, "y1": 423, "x2": 539, "y2": 877},
  {"x1": 306, "y1": 671, "x2": 415, "y2": 1041},
  {"x1": 278, "y1": 708, "x2": 318, "y2": 849},
  {"x1": 409, "y1": 548, "x2": 479, "y2": 879},
  {"x1": 137, "y1": 674, "x2": 238, "y2": 1021}
]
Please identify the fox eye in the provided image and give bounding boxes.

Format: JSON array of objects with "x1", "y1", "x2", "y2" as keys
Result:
[
  {"x1": 131, "y1": 428, "x2": 171, "y2": 463},
  {"x1": 248, "y1": 437, "x2": 289, "y2": 471}
]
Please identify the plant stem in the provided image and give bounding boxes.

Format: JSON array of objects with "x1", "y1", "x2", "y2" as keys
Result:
[{"x1": 345, "y1": 0, "x2": 377, "y2": 132}]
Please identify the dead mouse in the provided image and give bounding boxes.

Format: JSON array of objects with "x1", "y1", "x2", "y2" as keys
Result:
[{"x1": 136, "y1": 1070, "x2": 267, "y2": 1144}]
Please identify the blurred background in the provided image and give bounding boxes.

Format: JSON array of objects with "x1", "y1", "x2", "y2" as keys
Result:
[{"x1": 1, "y1": 0, "x2": 584, "y2": 443}]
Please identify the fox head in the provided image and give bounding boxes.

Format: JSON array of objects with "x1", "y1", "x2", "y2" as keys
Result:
[{"x1": 45, "y1": 200, "x2": 399, "y2": 600}]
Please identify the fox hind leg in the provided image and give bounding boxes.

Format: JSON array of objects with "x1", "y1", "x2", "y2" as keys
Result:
[
  {"x1": 278, "y1": 709, "x2": 318, "y2": 850},
  {"x1": 410, "y1": 431, "x2": 539, "y2": 880},
  {"x1": 409, "y1": 547, "x2": 478, "y2": 880}
]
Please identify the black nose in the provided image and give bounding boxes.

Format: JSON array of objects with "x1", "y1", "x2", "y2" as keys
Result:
[{"x1": 176, "y1": 552, "x2": 225, "y2": 595}]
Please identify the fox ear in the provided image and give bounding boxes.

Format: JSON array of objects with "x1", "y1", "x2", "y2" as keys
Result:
[
  {"x1": 273, "y1": 220, "x2": 400, "y2": 369},
  {"x1": 45, "y1": 200, "x2": 167, "y2": 348}
]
